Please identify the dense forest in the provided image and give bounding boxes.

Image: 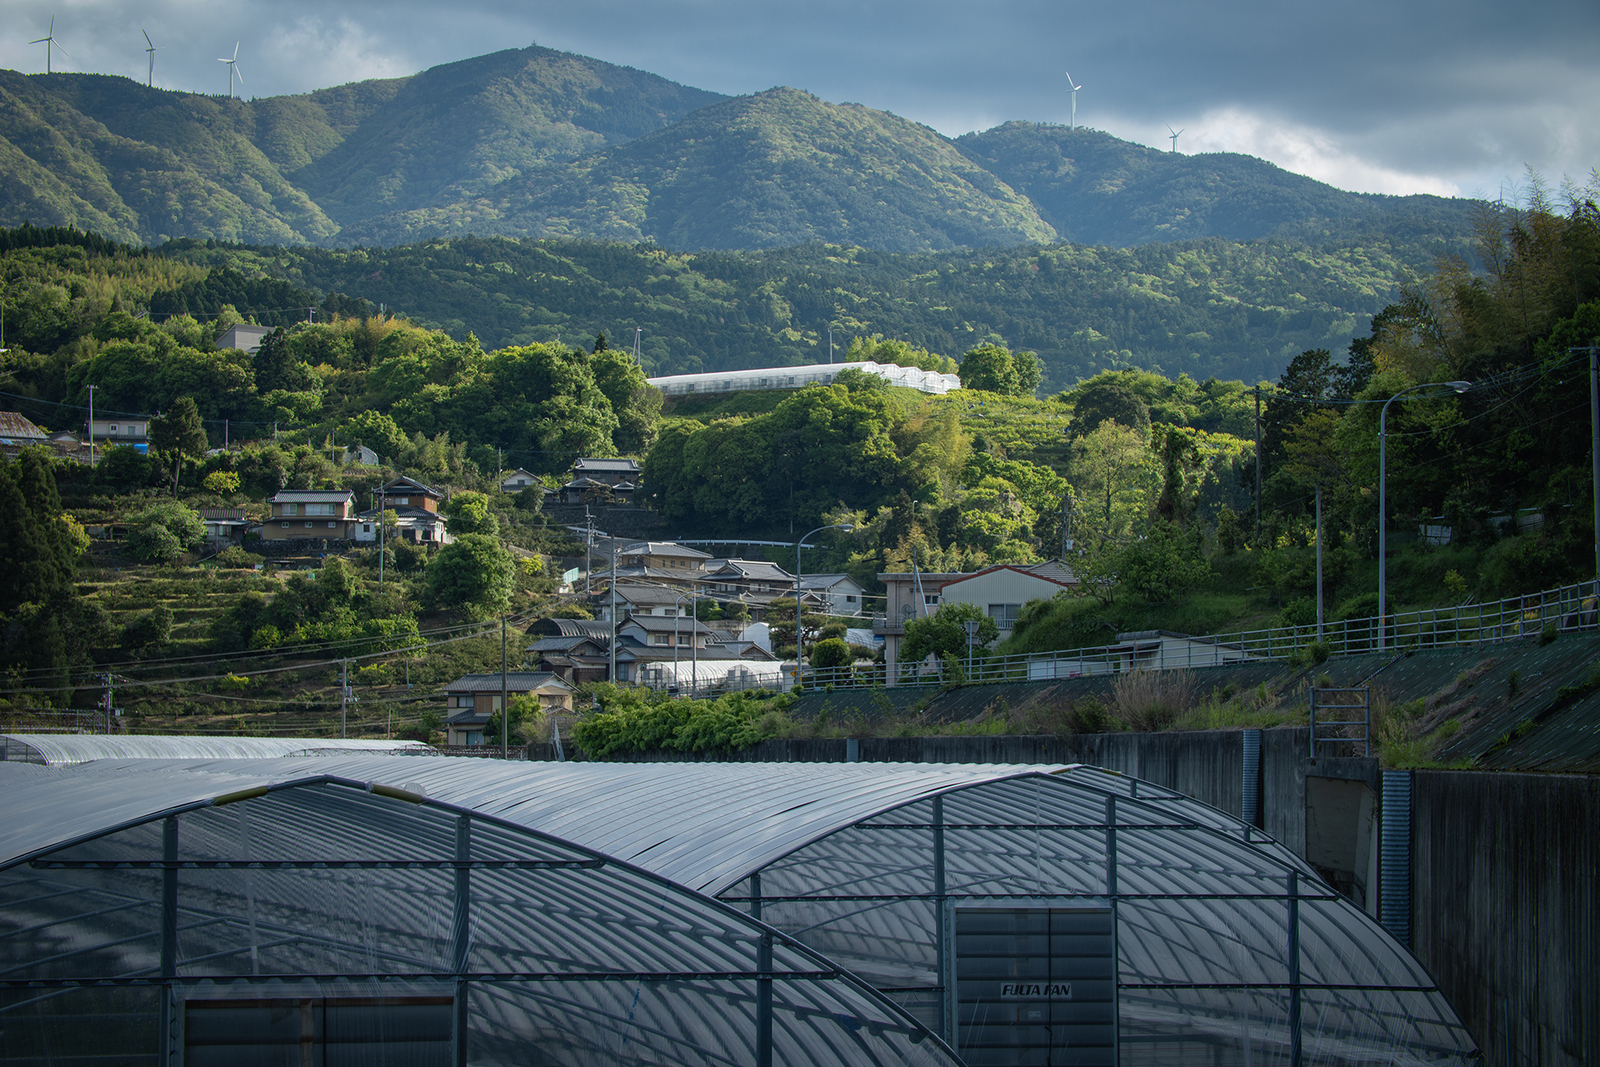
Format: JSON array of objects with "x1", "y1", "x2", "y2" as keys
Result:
[{"x1": 0, "y1": 221, "x2": 1458, "y2": 396}]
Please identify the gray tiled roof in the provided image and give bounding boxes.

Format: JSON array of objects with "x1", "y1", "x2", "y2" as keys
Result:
[
  {"x1": 271, "y1": 490, "x2": 353, "y2": 504},
  {"x1": 442, "y1": 672, "x2": 569, "y2": 693}
]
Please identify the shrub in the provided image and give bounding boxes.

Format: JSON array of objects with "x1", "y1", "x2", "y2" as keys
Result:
[
  {"x1": 1065, "y1": 695, "x2": 1110, "y2": 734},
  {"x1": 202, "y1": 470, "x2": 241, "y2": 495},
  {"x1": 126, "y1": 501, "x2": 204, "y2": 563},
  {"x1": 1112, "y1": 669, "x2": 1197, "y2": 731},
  {"x1": 216, "y1": 546, "x2": 263, "y2": 569}
]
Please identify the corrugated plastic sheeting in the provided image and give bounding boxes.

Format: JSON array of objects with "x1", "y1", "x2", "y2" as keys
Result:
[
  {"x1": 0, "y1": 733, "x2": 437, "y2": 766},
  {"x1": 722, "y1": 772, "x2": 1474, "y2": 1064},
  {"x1": 0, "y1": 777, "x2": 960, "y2": 1067}
]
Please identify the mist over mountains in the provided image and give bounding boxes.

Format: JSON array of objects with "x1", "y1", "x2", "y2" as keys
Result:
[{"x1": 0, "y1": 44, "x2": 1478, "y2": 254}]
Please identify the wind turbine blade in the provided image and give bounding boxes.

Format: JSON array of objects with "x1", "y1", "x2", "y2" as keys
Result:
[
  {"x1": 234, "y1": 65, "x2": 244, "y2": 84},
  {"x1": 233, "y1": 42, "x2": 240, "y2": 61},
  {"x1": 144, "y1": 29, "x2": 153, "y2": 48},
  {"x1": 55, "y1": 43, "x2": 69, "y2": 59},
  {"x1": 29, "y1": 37, "x2": 47, "y2": 45}
]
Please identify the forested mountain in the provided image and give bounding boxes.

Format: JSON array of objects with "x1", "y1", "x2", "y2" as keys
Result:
[
  {"x1": 0, "y1": 47, "x2": 723, "y2": 246},
  {"x1": 339, "y1": 88, "x2": 1057, "y2": 252},
  {"x1": 956, "y1": 123, "x2": 1480, "y2": 248},
  {"x1": 152, "y1": 230, "x2": 1428, "y2": 389},
  {"x1": 0, "y1": 44, "x2": 1479, "y2": 254}
]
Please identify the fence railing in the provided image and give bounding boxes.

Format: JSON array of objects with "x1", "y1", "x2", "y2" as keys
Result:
[{"x1": 803, "y1": 578, "x2": 1600, "y2": 693}]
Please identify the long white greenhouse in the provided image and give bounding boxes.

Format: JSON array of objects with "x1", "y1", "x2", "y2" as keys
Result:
[
  {"x1": 647, "y1": 361, "x2": 962, "y2": 397},
  {"x1": 0, "y1": 746, "x2": 1479, "y2": 1066}
]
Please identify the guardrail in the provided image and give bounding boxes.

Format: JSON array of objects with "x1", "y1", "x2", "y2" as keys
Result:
[
  {"x1": 814, "y1": 579, "x2": 1600, "y2": 692},
  {"x1": 616, "y1": 580, "x2": 1600, "y2": 698}
]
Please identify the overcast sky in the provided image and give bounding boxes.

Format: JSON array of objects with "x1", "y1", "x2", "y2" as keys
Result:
[{"x1": 4, "y1": 0, "x2": 1596, "y2": 200}]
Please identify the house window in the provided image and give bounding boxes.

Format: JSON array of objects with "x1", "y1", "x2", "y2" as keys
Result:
[
  {"x1": 615, "y1": 664, "x2": 630, "y2": 681},
  {"x1": 363, "y1": 524, "x2": 372, "y2": 533},
  {"x1": 327, "y1": 521, "x2": 337, "y2": 528},
  {"x1": 924, "y1": 593, "x2": 940, "y2": 607},
  {"x1": 109, "y1": 424, "x2": 118, "y2": 435},
  {"x1": 280, "y1": 522, "x2": 289, "y2": 528},
  {"x1": 281, "y1": 504, "x2": 297, "y2": 516},
  {"x1": 845, "y1": 595, "x2": 857, "y2": 603},
  {"x1": 305, "y1": 522, "x2": 313, "y2": 528},
  {"x1": 989, "y1": 603, "x2": 1022, "y2": 626},
  {"x1": 650, "y1": 633, "x2": 669, "y2": 645}
]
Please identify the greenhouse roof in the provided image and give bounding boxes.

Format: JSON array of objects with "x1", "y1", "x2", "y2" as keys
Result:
[
  {"x1": 0, "y1": 757, "x2": 1304, "y2": 894},
  {"x1": 0, "y1": 761, "x2": 960, "y2": 1066},
  {"x1": 0, "y1": 733, "x2": 436, "y2": 766},
  {"x1": 0, "y1": 757, "x2": 1476, "y2": 1064}
]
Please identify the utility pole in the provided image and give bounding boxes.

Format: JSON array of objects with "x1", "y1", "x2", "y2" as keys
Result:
[
  {"x1": 102, "y1": 672, "x2": 115, "y2": 733},
  {"x1": 500, "y1": 617, "x2": 509, "y2": 760},
  {"x1": 609, "y1": 536, "x2": 618, "y2": 683},
  {"x1": 376, "y1": 469, "x2": 386, "y2": 586},
  {"x1": 87, "y1": 384, "x2": 96, "y2": 467},
  {"x1": 584, "y1": 507, "x2": 594, "y2": 596},
  {"x1": 1253, "y1": 385, "x2": 1263, "y2": 543},
  {"x1": 340, "y1": 659, "x2": 349, "y2": 738}
]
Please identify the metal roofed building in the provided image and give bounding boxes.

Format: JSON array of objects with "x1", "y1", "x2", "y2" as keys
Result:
[
  {"x1": 648, "y1": 360, "x2": 962, "y2": 396},
  {"x1": 0, "y1": 734, "x2": 436, "y2": 766},
  {"x1": 0, "y1": 758, "x2": 958, "y2": 1067},
  {"x1": 0, "y1": 757, "x2": 1478, "y2": 1065}
]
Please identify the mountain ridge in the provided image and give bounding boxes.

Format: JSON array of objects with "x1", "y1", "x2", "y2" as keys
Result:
[{"x1": 0, "y1": 45, "x2": 1480, "y2": 253}]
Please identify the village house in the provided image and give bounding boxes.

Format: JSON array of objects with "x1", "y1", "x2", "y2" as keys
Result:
[
  {"x1": 0, "y1": 411, "x2": 48, "y2": 460},
  {"x1": 610, "y1": 541, "x2": 712, "y2": 587},
  {"x1": 196, "y1": 508, "x2": 251, "y2": 547},
  {"x1": 354, "y1": 476, "x2": 450, "y2": 545},
  {"x1": 441, "y1": 671, "x2": 574, "y2": 747},
  {"x1": 499, "y1": 468, "x2": 540, "y2": 492},
  {"x1": 263, "y1": 489, "x2": 356, "y2": 541},
  {"x1": 700, "y1": 558, "x2": 797, "y2": 617},
  {"x1": 84, "y1": 415, "x2": 153, "y2": 449},
  {"x1": 797, "y1": 573, "x2": 867, "y2": 617},
  {"x1": 874, "y1": 560, "x2": 1079, "y2": 681},
  {"x1": 215, "y1": 324, "x2": 272, "y2": 354},
  {"x1": 571, "y1": 457, "x2": 641, "y2": 486},
  {"x1": 525, "y1": 618, "x2": 615, "y2": 687},
  {"x1": 557, "y1": 457, "x2": 641, "y2": 504},
  {"x1": 936, "y1": 561, "x2": 1079, "y2": 639}
]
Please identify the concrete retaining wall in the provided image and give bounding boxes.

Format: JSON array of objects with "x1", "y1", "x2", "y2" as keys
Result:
[{"x1": 1411, "y1": 771, "x2": 1600, "y2": 1067}]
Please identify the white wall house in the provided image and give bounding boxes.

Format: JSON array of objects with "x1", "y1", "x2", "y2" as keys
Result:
[{"x1": 936, "y1": 563, "x2": 1079, "y2": 641}]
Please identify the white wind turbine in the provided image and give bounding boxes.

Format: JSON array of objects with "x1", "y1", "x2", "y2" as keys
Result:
[
  {"x1": 219, "y1": 42, "x2": 244, "y2": 99},
  {"x1": 1167, "y1": 124, "x2": 1184, "y2": 152},
  {"x1": 30, "y1": 17, "x2": 69, "y2": 75},
  {"x1": 143, "y1": 30, "x2": 161, "y2": 87},
  {"x1": 1064, "y1": 70, "x2": 1082, "y2": 129}
]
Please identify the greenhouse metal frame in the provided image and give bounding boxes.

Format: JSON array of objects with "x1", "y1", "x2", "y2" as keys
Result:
[
  {"x1": 0, "y1": 754, "x2": 1479, "y2": 1065},
  {"x1": 0, "y1": 762, "x2": 960, "y2": 1067}
]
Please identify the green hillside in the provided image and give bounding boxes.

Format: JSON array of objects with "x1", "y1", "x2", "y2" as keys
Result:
[
  {"x1": 0, "y1": 46, "x2": 723, "y2": 246},
  {"x1": 957, "y1": 122, "x2": 1480, "y2": 249},
  {"x1": 340, "y1": 88, "x2": 1059, "y2": 252},
  {"x1": 0, "y1": 46, "x2": 1482, "y2": 256},
  {"x1": 241, "y1": 231, "x2": 1423, "y2": 388}
]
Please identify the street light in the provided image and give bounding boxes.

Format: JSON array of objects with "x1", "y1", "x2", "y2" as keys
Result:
[
  {"x1": 794, "y1": 523, "x2": 853, "y2": 688},
  {"x1": 1377, "y1": 380, "x2": 1471, "y2": 650}
]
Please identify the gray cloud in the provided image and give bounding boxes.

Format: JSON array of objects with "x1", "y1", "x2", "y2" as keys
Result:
[{"x1": 1, "y1": 0, "x2": 1594, "y2": 197}]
